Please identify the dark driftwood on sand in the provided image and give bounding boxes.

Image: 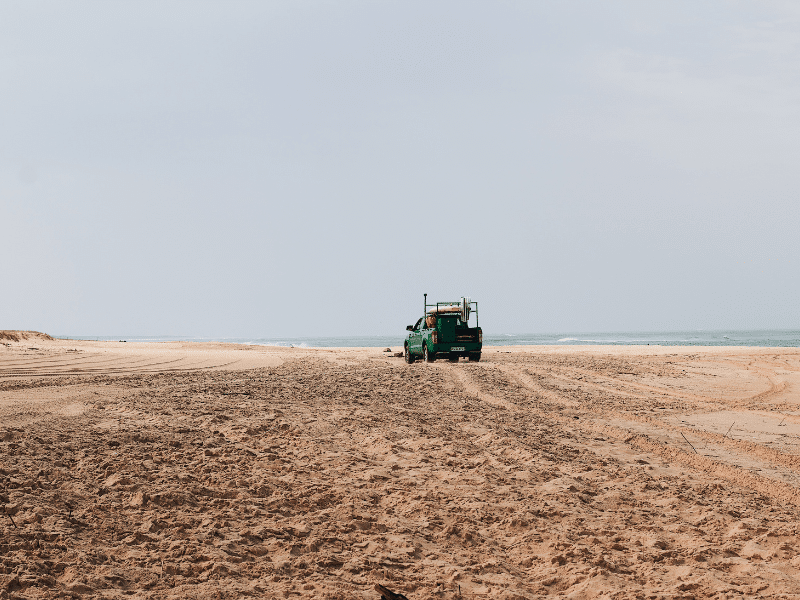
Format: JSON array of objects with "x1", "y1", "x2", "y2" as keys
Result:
[{"x1": 375, "y1": 584, "x2": 409, "y2": 600}]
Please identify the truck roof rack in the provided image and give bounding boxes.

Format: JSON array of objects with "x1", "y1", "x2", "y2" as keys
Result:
[{"x1": 423, "y1": 295, "x2": 478, "y2": 326}]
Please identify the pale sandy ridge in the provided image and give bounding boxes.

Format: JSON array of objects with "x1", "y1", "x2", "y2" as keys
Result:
[{"x1": 0, "y1": 337, "x2": 286, "y2": 379}]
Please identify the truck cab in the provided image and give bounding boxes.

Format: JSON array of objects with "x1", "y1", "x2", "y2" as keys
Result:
[{"x1": 404, "y1": 295, "x2": 482, "y2": 363}]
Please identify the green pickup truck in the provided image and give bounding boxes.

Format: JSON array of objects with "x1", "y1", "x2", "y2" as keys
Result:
[{"x1": 404, "y1": 294, "x2": 482, "y2": 363}]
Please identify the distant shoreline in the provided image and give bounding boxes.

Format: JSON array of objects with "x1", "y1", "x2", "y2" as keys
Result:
[{"x1": 50, "y1": 329, "x2": 800, "y2": 348}]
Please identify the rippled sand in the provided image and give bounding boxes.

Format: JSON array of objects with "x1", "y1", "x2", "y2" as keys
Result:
[{"x1": 3, "y1": 335, "x2": 800, "y2": 598}]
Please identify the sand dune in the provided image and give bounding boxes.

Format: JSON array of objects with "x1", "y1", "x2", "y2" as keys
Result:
[
  {"x1": 0, "y1": 331, "x2": 54, "y2": 343},
  {"x1": 2, "y1": 339, "x2": 800, "y2": 598}
]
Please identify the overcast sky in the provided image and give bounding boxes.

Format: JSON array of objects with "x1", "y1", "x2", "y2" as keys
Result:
[{"x1": 2, "y1": 1, "x2": 799, "y2": 337}]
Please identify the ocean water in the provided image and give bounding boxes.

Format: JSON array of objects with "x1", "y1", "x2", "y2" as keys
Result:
[{"x1": 56, "y1": 330, "x2": 800, "y2": 348}]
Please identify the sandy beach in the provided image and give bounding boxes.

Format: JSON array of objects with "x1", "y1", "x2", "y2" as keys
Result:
[{"x1": 3, "y1": 332, "x2": 800, "y2": 599}]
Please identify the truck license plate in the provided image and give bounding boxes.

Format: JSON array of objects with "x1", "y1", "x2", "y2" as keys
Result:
[{"x1": 451, "y1": 347, "x2": 465, "y2": 352}]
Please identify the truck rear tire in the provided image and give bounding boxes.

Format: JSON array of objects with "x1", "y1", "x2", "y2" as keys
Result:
[
  {"x1": 404, "y1": 345, "x2": 415, "y2": 364},
  {"x1": 423, "y1": 344, "x2": 436, "y2": 363},
  {"x1": 468, "y1": 352, "x2": 481, "y2": 362},
  {"x1": 448, "y1": 354, "x2": 459, "y2": 362}
]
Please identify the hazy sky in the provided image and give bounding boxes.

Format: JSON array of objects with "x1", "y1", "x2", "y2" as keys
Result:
[{"x1": 2, "y1": 1, "x2": 799, "y2": 337}]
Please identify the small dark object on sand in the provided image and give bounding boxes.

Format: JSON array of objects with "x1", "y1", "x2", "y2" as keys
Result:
[
  {"x1": 3, "y1": 506, "x2": 18, "y2": 529},
  {"x1": 384, "y1": 348, "x2": 392, "y2": 352},
  {"x1": 375, "y1": 584, "x2": 409, "y2": 600}
]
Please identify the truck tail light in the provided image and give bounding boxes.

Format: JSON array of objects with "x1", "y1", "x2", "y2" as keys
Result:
[
  {"x1": 478, "y1": 329, "x2": 482, "y2": 343},
  {"x1": 432, "y1": 331, "x2": 439, "y2": 343}
]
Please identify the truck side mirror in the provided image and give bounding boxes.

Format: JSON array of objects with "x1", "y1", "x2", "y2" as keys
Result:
[{"x1": 406, "y1": 325, "x2": 413, "y2": 331}]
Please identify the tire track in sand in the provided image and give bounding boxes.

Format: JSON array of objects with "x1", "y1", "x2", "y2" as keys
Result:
[
  {"x1": 451, "y1": 359, "x2": 800, "y2": 508},
  {"x1": 442, "y1": 363, "x2": 517, "y2": 410},
  {"x1": 497, "y1": 361, "x2": 800, "y2": 485}
]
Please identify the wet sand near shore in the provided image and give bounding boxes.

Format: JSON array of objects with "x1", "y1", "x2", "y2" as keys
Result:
[{"x1": 3, "y1": 335, "x2": 800, "y2": 598}]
